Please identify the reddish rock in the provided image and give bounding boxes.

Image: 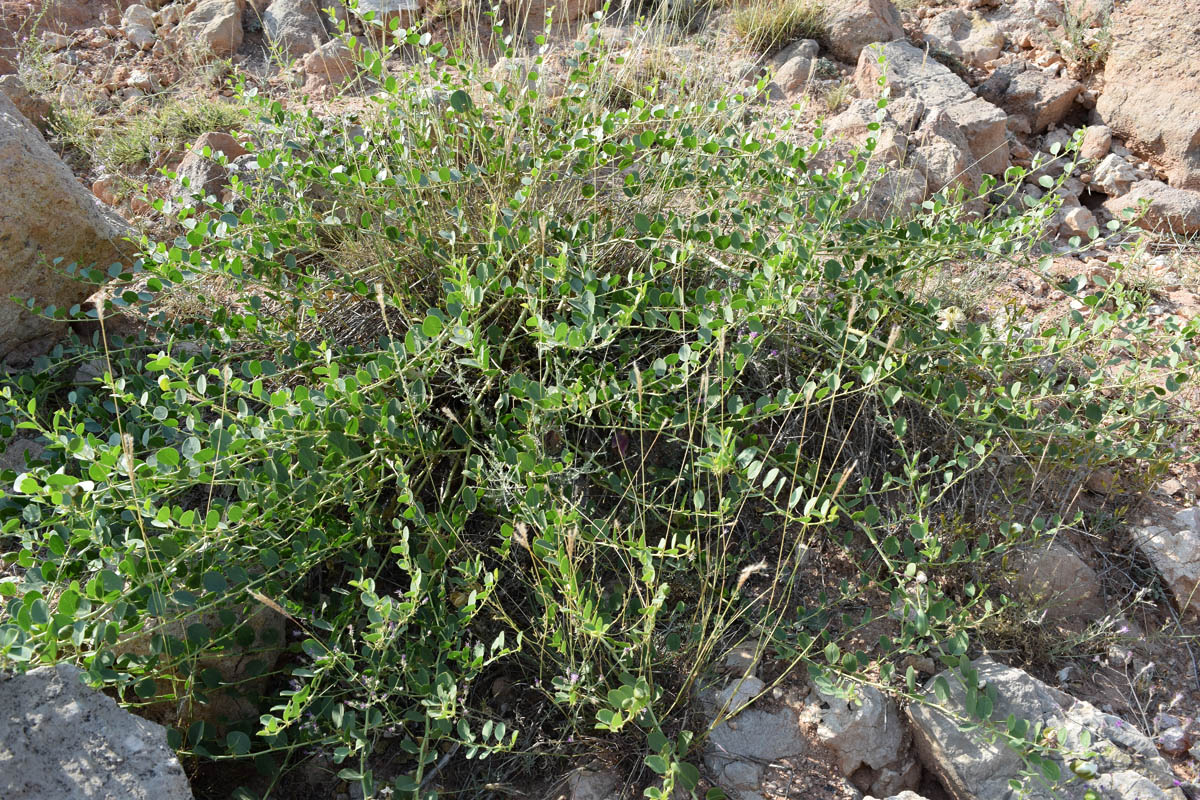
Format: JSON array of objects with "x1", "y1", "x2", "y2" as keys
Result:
[{"x1": 1096, "y1": 0, "x2": 1200, "y2": 190}]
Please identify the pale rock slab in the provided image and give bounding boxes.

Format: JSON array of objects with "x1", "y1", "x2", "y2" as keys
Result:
[
  {"x1": 0, "y1": 91, "x2": 131, "y2": 359},
  {"x1": 921, "y1": 9, "x2": 1004, "y2": 67},
  {"x1": 908, "y1": 657, "x2": 1185, "y2": 800},
  {"x1": 264, "y1": 0, "x2": 329, "y2": 57},
  {"x1": 178, "y1": 0, "x2": 243, "y2": 58},
  {"x1": 1132, "y1": 506, "x2": 1200, "y2": 617},
  {"x1": 0, "y1": 663, "x2": 194, "y2": 799}
]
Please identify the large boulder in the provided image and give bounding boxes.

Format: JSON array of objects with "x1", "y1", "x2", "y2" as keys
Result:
[
  {"x1": 1131, "y1": 505, "x2": 1200, "y2": 617},
  {"x1": 908, "y1": 658, "x2": 1185, "y2": 800},
  {"x1": 0, "y1": 663, "x2": 194, "y2": 799},
  {"x1": 177, "y1": 0, "x2": 243, "y2": 59},
  {"x1": 263, "y1": 0, "x2": 329, "y2": 58},
  {"x1": 824, "y1": 0, "x2": 904, "y2": 63},
  {"x1": 856, "y1": 41, "x2": 1009, "y2": 174},
  {"x1": 1105, "y1": 180, "x2": 1200, "y2": 235},
  {"x1": 976, "y1": 61, "x2": 1082, "y2": 133},
  {"x1": 1095, "y1": 0, "x2": 1200, "y2": 190},
  {"x1": 0, "y1": 92, "x2": 130, "y2": 360}
]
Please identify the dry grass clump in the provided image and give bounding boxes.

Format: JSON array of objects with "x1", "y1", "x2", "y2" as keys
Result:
[{"x1": 732, "y1": 0, "x2": 826, "y2": 52}]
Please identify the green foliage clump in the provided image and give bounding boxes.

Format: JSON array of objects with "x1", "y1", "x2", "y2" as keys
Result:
[{"x1": 1, "y1": 24, "x2": 1194, "y2": 800}]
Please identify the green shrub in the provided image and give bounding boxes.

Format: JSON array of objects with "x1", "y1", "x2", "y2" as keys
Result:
[{"x1": 2, "y1": 26, "x2": 1194, "y2": 799}]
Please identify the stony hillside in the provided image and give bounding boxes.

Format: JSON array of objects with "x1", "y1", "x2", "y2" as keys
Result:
[{"x1": 3, "y1": 0, "x2": 1200, "y2": 799}]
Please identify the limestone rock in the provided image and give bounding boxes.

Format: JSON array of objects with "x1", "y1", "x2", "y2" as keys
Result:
[
  {"x1": 702, "y1": 676, "x2": 809, "y2": 798},
  {"x1": 178, "y1": 0, "x2": 243, "y2": 58},
  {"x1": 976, "y1": 61, "x2": 1082, "y2": 133},
  {"x1": 856, "y1": 41, "x2": 1009, "y2": 174},
  {"x1": 908, "y1": 658, "x2": 1185, "y2": 800},
  {"x1": 921, "y1": 9, "x2": 1004, "y2": 67},
  {"x1": 1105, "y1": 180, "x2": 1200, "y2": 235},
  {"x1": 1093, "y1": 152, "x2": 1137, "y2": 196},
  {"x1": 264, "y1": 0, "x2": 329, "y2": 58},
  {"x1": 0, "y1": 92, "x2": 131, "y2": 360},
  {"x1": 1059, "y1": 204, "x2": 1098, "y2": 239},
  {"x1": 810, "y1": 681, "x2": 921, "y2": 796},
  {"x1": 0, "y1": 663, "x2": 194, "y2": 799},
  {"x1": 825, "y1": 0, "x2": 904, "y2": 63},
  {"x1": 910, "y1": 107, "x2": 982, "y2": 196},
  {"x1": 827, "y1": 98, "x2": 909, "y2": 163},
  {"x1": 123, "y1": 3, "x2": 156, "y2": 30},
  {"x1": 851, "y1": 166, "x2": 928, "y2": 221},
  {"x1": 567, "y1": 769, "x2": 621, "y2": 800},
  {"x1": 1132, "y1": 506, "x2": 1200, "y2": 617},
  {"x1": 1095, "y1": 0, "x2": 1200, "y2": 189}
]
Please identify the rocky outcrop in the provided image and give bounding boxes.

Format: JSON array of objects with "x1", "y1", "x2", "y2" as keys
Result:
[
  {"x1": 855, "y1": 41, "x2": 1008, "y2": 174},
  {"x1": 177, "y1": 0, "x2": 243, "y2": 59},
  {"x1": 0, "y1": 663, "x2": 194, "y2": 799},
  {"x1": 908, "y1": 658, "x2": 1186, "y2": 800},
  {"x1": 0, "y1": 91, "x2": 130, "y2": 360},
  {"x1": 1131, "y1": 506, "x2": 1200, "y2": 617},
  {"x1": 1105, "y1": 181, "x2": 1200, "y2": 235},
  {"x1": 976, "y1": 61, "x2": 1081, "y2": 134},
  {"x1": 824, "y1": 0, "x2": 905, "y2": 63},
  {"x1": 1095, "y1": 0, "x2": 1200, "y2": 190},
  {"x1": 264, "y1": 0, "x2": 329, "y2": 58},
  {"x1": 921, "y1": 9, "x2": 1004, "y2": 67}
]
